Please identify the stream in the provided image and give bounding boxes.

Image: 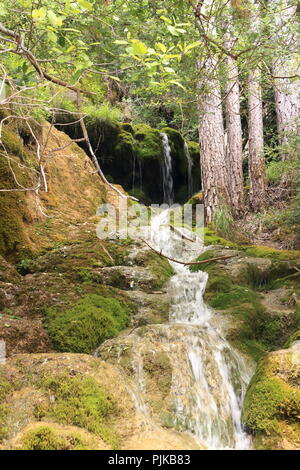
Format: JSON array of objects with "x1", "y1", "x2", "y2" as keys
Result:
[{"x1": 130, "y1": 209, "x2": 253, "y2": 450}]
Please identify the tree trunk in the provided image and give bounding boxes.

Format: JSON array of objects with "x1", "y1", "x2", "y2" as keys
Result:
[
  {"x1": 224, "y1": 46, "x2": 245, "y2": 216},
  {"x1": 197, "y1": 57, "x2": 230, "y2": 223},
  {"x1": 248, "y1": 68, "x2": 266, "y2": 211},
  {"x1": 272, "y1": 1, "x2": 300, "y2": 158},
  {"x1": 194, "y1": 0, "x2": 230, "y2": 223}
]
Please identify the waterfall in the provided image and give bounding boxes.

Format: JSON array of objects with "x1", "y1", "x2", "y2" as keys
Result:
[
  {"x1": 161, "y1": 133, "x2": 174, "y2": 205},
  {"x1": 130, "y1": 209, "x2": 253, "y2": 449},
  {"x1": 184, "y1": 141, "x2": 193, "y2": 199}
]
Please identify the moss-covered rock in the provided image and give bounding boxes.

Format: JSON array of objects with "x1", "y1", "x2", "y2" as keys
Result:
[
  {"x1": 45, "y1": 294, "x2": 131, "y2": 353},
  {"x1": 0, "y1": 122, "x2": 107, "y2": 260},
  {"x1": 244, "y1": 246, "x2": 300, "y2": 261},
  {"x1": 133, "y1": 124, "x2": 163, "y2": 161},
  {"x1": 0, "y1": 353, "x2": 200, "y2": 450},
  {"x1": 242, "y1": 348, "x2": 300, "y2": 449},
  {"x1": 190, "y1": 248, "x2": 300, "y2": 361},
  {"x1": 19, "y1": 423, "x2": 109, "y2": 450}
]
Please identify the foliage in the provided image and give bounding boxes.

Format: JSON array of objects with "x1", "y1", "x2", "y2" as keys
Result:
[{"x1": 84, "y1": 102, "x2": 122, "y2": 128}]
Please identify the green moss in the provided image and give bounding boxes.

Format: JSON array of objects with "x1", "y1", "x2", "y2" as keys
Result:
[
  {"x1": 114, "y1": 130, "x2": 135, "y2": 156},
  {"x1": 0, "y1": 152, "x2": 30, "y2": 258},
  {"x1": 209, "y1": 286, "x2": 260, "y2": 310},
  {"x1": 121, "y1": 123, "x2": 134, "y2": 134},
  {"x1": 133, "y1": 124, "x2": 163, "y2": 161},
  {"x1": 22, "y1": 426, "x2": 68, "y2": 450},
  {"x1": 142, "y1": 251, "x2": 174, "y2": 288},
  {"x1": 127, "y1": 188, "x2": 151, "y2": 206},
  {"x1": 1, "y1": 127, "x2": 31, "y2": 161},
  {"x1": 186, "y1": 141, "x2": 200, "y2": 163},
  {"x1": 35, "y1": 373, "x2": 118, "y2": 446},
  {"x1": 21, "y1": 425, "x2": 96, "y2": 450},
  {"x1": 203, "y1": 227, "x2": 238, "y2": 247},
  {"x1": 190, "y1": 250, "x2": 300, "y2": 360},
  {"x1": 242, "y1": 353, "x2": 300, "y2": 437},
  {"x1": 45, "y1": 294, "x2": 131, "y2": 353},
  {"x1": 244, "y1": 245, "x2": 300, "y2": 261},
  {"x1": 189, "y1": 249, "x2": 217, "y2": 272}
]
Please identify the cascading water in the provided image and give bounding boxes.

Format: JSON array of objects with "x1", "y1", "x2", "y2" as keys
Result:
[
  {"x1": 161, "y1": 133, "x2": 174, "y2": 205},
  {"x1": 129, "y1": 209, "x2": 254, "y2": 450},
  {"x1": 184, "y1": 141, "x2": 194, "y2": 199}
]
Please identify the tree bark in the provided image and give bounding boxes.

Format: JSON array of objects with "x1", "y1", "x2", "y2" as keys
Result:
[
  {"x1": 248, "y1": 68, "x2": 267, "y2": 211},
  {"x1": 197, "y1": 57, "x2": 230, "y2": 223},
  {"x1": 272, "y1": 1, "x2": 300, "y2": 158},
  {"x1": 224, "y1": 34, "x2": 245, "y2": 216},
  {"x1": 194, "y1": 0, "x2": 230, "y2": 223}
]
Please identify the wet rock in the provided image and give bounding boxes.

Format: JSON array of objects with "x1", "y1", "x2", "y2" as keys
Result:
[
  {"x1": 0, "y1": 353, "x2": 200, "y2": 450},
  {"x1": 242, "y1": 346, "x2": 300, "y2": 450}
]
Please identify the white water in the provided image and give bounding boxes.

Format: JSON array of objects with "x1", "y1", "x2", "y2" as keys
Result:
[
  {"x1": 184, "y1": 141, "x2": 194, "y2": 199},
  {"x1": 141, "y1": 209, "x2": 253, "y2": 449},
  {"x1": 161, "y1": 133, "x2": 174, "y2": 205}
]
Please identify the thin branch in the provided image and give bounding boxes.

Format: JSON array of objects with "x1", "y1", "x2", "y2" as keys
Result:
[{"x1": 143, "y1": 239, "x2": 236, "y2": 266}]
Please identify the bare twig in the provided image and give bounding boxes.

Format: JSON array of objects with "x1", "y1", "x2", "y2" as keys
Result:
[{"x1": 143, "y1": 239, "x2": 236, "y2": 266}]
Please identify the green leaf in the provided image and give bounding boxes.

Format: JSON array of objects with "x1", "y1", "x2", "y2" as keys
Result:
[
  {"x1": 166, "y1": 25, "x2": 179, "y2": 36},
  {"x1": 48, "y1": 10, "x2": 59, "y2": 27},
  {"x1": 0, "y1": 5, "x2": 8, "y2": 16},
  {"x1": 32, "y1": 8, "x2": 47, "y2": 21},
  {"x1": 160, "y1": 15, "x2": 172, "y2": 24},
  {"x1": 108, "y1": 75, "x2": 121, "y2": 82},
  {"x1": 184, "y1": 41, "x2": 201, "y2": 53},
  {"x1": 164, "y1": 67, "x2": 175, "y2": 74},
  {"x1": 169, "y1": 80, "x2": 186, "y2": 90},
  {"x1": 114, "y1": 40, "x2": 129, "y2": 45},
  {"x1": 156, "y1": 42, "x2": 167, "y2": 53},
  {"x1": 77, "y1": 0, "x2": 93, "y2": 10},
  {"x1": 47, "y1": 30, "x2": 57, "y2": 43},
  {"x1": 131, "y1": 40, "x2": 148, "y2": 55}
]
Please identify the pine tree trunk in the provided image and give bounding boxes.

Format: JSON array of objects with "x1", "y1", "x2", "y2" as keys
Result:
[
  {"x1": 248, "y1": 69, "x2": 266, "y2": 211},
  {"x1": 197, "y1": 58, "x2": 230, "y2": 223},
  {"x1": 194, "y1": 0, "x2": 230, "y2": 222},
  {"x1": 272, "y1": 2, "x2": 300, "y2": 158},
  {"x1": 224, "y1": 53, "x2": 245, "y2": 216}
]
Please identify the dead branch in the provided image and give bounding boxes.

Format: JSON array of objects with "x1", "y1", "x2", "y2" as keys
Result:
[
  {"x1": 170, "y1": 224, "x2": 197, "y2": 243},
  {"x1": 143, "y1": 239, "x2": 236, "y2": 266}
]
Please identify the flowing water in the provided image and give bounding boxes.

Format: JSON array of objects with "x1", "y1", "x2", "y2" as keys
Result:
[
  {"x1": 129, "y1": 209, "x2": 253, "y2": 449},
  {"x1": 184, "y1": 141, "x2": 194, "y2": 199},
  {"x1": 161, "y1": 133, "x2": 174, "y2": 205}
]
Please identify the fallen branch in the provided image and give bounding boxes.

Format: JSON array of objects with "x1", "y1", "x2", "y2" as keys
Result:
[
  {"x1": 170, "y1": 224, "x2": 196, "y2": 243},
  {"x1": 143, "y1": 239, "x2": 236, "y2": 266}
]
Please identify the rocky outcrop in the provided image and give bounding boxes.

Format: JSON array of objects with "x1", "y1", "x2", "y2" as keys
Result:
[
  {"x1": 190, "y1": 245, "x2": 300, "y2": 362},
  {"x1": 56, "y1": 119, "x2": 201, "y2": 204},
  {"x1": 0, "y1": 125, "x2": 173, "y2": 359},
  {"x1": 0, "y1": 353, "x2": 200, "y2": 450},
  {"x1": 242, "y1": 345, "x2": 300, "y2": 450}
]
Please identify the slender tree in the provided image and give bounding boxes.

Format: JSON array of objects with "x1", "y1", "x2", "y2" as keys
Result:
[
  {"x1": 223, "y1": 6, "x2": 245, "y2": 216},
  {"x1": 247, "y1": 0, "x2": 267, "y2": 211},
  {"x1": 194, "y1": 0, "x2": 230, "y2": 222},
  {"x1": 272, "y1": 0, "x2": 300, "y2": 158}
]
